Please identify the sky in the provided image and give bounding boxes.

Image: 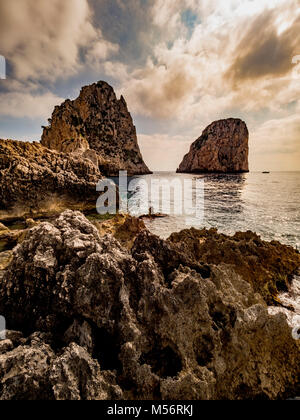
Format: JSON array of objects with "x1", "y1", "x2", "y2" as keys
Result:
[{"x1": 0, "y1": 0, "x2": 299, "y2": 172}]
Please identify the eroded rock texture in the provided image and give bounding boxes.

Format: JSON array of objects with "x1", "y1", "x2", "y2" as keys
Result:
[
  {"x1": 0, "y1": 211, "x2": 299, "y2": 400},
  {"x1": 177, "y1": 118, "x2": 249, "y2": 173},
  {"x1": 41, "y1": 81, "x2": 151, "y2": 176},
  {"x1": 168, "y1": 228, "x2": 300, "y2": 306},
  {"x1": 0, "y1": 139, "x2": 101, "y2": 213}
]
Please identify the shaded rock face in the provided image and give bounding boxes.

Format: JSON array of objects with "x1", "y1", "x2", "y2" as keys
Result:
[
  {"x1": 0, "y1": 333, "x2": 122, "y2": 400},
  {"x1": 177, "y1": 118, "x2": 249, "y2": 173},
  {"x1": 0, "y1": 139, "x2": 101, "y2": 213},
  {"x1": 0, "y1": 211, "x2": 299, "y2": 400},
  {"x1": 41, "y1": 81, "x2": 151, "y2": 176},
  {"x1": 168, "y1": 228, "x2": 300, "y2": 306}
]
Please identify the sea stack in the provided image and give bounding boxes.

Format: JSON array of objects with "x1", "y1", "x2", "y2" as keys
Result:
[
  {"x1": 41, "y1": 81, "x2": 151, "y2": 176},
  {"x1": 177, "y1": 118, "x2": 249, "y2": 173}
]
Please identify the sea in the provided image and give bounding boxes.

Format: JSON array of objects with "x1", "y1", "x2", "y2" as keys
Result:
[
  {"x1": 128, "y1": 171, "x2": 300, "y2": 336},
  {"x1": 128, "y1": 171, "x2": 300, "y2": 250}
]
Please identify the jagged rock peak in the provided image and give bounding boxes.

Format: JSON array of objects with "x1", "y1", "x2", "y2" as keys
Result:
[
  {"x1": 177, "y1": 118, "x2": 249, "y2": 174},
  {"x1": 41, "y1": 81, "x2": 151, "y2": 176}
]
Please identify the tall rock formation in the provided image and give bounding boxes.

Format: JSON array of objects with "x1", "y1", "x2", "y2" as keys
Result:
[
  {"x1": 0, "y1": 139, "x2": 101, "y2": 213},
  {"x1": 177, "y1": 118, "x2": 249, "y2": 173},
  {"x1": 41, "y1": 81, "x2": 151, "y2": 176}
]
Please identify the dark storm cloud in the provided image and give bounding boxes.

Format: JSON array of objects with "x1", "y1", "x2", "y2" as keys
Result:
[{"x1": 226, "y1": 11, "x2": 300, "y2": 83}]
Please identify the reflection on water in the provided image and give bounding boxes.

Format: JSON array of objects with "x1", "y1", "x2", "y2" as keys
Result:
[
  {"x1": 204, "y1": 174, "x2": 245, "y2": 216},
  {"x1": 129, "y1": 172, "x2": 300, "y2": 249}
]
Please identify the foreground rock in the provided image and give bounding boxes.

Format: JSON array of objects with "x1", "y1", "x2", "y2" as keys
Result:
[
  {"x1": 0, "y1": 140, "x2": 101, "y2": 214},
  {"x1": 0, "y1": 211, "x2": 298, "y2": 400},
  {"x1": 0, "y1": 334, "x2": 122, "y2": 400},
  {"x1": 177, "y1": 118, "x2": 249, "y2": 173},
  {"x1": 41, "y1": 81, "x2": 151, "y2": 176},
  {"x1": 168, "y1": 228, "x2": 300, "y2": 306}
]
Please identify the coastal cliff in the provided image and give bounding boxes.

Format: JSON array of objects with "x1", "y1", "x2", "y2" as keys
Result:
[
  {"x1": 0, "y1": 139, "x2": 101, "y2": 214},
  {"x1": 41, "y1": 81, "x2": 151, "y2": 176},
  {"x1": 0, "y1": 211, "x2": 298, "y2": 400},
  {"x1": 177, "y1": 118, "x2": 249, "y2": 173}
]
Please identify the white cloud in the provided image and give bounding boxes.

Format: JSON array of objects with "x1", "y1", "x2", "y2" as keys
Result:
[
  {"x1": 0, "y1": 0, "x2": 118, "y2": 81},
  {"x1": 118, "y1": 0, "x2": 299, "y2": 124},
  {"x1": 1, "y1": 0, "x2": 299, "y2": 171},
  {"x1": 0, "y1": 91, "x2": 64, "y2": 118}
]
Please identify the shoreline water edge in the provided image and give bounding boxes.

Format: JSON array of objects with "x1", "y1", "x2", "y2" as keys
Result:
[{"x1": 0, "y1": 210, "x2": 299, "y2": 400}]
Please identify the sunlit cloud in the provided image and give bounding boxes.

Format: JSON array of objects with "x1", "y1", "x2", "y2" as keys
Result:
[
  {"x1": 0, "y1": 0, "x2": 299, "y2": 171},
  {"x1": 0, "y1": 91, "x2": 64, "y2": 118},
  {"x1": 0, "y1": 0, "x2": 118, "y2": 81}
]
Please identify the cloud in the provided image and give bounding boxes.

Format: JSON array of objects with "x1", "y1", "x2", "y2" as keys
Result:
[
  {"x1": 0, "y1": 0, "x2": 118, "y2": 81},
  {"x1": 226, "y1": 11, "x2": 300, "y2": 83},
  {"x1": 89, "y1": 0, "x2": 156, "y2": 66},
  {"x1": 0, "y1": 91, "x2": 63, "y2": 118},
  {"x1": 86, "y1": 41, "x2": 119, "y2": 67},
  {"x1": 124, "y1": 62, "x2": 196, "y2": 119},
  {"x1": 1, "y1": 0, "x2": 300, "y2": 171},
  {"x1": 250, "y1": 111, "x2": 300, "y2": 170},
  {"x1": 139, "y1": 133, "x2": 192, "y2": 171}
]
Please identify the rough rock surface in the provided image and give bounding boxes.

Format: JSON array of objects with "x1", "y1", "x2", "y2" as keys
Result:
[
  {"x1": 177, "y1": 118, "x2": 249, "y2": 173},
  {"x1": 0, "y1": 211, "x2": 299, "y2": 400},
  {"x1": 0, "y1": 334, "x2": 122, "y2": 400},
  {"x1": 0, "y1": 139, "x2": 101, "y2": 213},
  {"x1": 168, "y1": 228, "x2": 300, "y2": 306},
  {"x1": 93, "y1": 214, "x2": 147, "y2": 250},
  {"x1": 41, "y1": 81, "x2": 151, "y2": 176}
]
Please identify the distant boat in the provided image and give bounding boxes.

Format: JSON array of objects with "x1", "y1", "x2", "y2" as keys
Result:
[{"x1": 262, "y1": 171, "x2": 270, "y2": 174}]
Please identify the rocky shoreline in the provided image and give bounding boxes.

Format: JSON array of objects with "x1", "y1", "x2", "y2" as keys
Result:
[
  {"x1": 0, "y1": 81, "x2": 298, "y2": 400},
  {"x1": 0, "y1": 139, "x2": 101, "y2": 216},
  {"x1": 0, "y1": 211, "x2": 299, "y2": 400}
]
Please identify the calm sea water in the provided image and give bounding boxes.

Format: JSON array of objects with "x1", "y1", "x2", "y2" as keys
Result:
[{"x1": 129, "y1": 172, "x2": 300, "y2": 249}]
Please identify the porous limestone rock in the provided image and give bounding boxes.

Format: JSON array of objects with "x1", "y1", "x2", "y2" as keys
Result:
[
  {"x1": 0, "y1": 139, "x2": 101, "y2": 213},
  {"x1": 177, "y1": 118, "x2": 249, "y2": 173},
  {"x1": 41, "y1": 81, "x2": 151, "y2": 176},
  {"x1": 93, "y1": 213, "x2": 147, "y2": 250},
  {"x1": 0, "y1": 334, "x2": 122, "y2": 400},
  {"x1": 50, "y1": 343, "x2": 123, "y2": 401},
  {"x1": 168, "y1": 228, "x2": 300, "y2": 305},
  {"x1": 0, "y1": 211, "x2": 299, "y2": 400}
]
